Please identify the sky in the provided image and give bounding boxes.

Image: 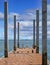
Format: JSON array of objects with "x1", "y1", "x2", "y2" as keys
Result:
[{"x1": 0, "y1": 0, "x2": 50, "y2": 40}]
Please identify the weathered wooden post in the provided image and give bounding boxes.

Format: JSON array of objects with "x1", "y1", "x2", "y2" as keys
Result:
[
  {"x1": 36, "y1": 9, "x2": 39, "y2": 53},
  {"x1": 14, "y1": 15, "x2": 16, "y2": 51},
  {"x1": 42, "y1": 0, "x2": 47, "y2": 65},
  {"x1": 33, "y1": 20, "x2": 35, "y2": 49},
  {"x1": 17, "y1": 22, "x2": 20, "y2": 48},
  {"x1": 4, "y1": 0, "x2": 8, "y2": 57}
]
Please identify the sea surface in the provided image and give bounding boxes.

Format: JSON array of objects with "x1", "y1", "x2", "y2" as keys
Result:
[{"x1": 0, "y1": 40, "x2": 50, "y2": 61}]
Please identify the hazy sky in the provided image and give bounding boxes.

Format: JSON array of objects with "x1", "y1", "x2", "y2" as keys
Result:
[{"x1": 0, "y1": 0, "x2": 50, "y2": 40}]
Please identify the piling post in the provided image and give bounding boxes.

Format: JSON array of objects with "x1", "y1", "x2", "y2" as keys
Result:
[
  {"x1": 33, "y1": 20, "x2": 35, "y2": 49},
  {"x1": 42, "y1": 0, "x2": 47, "y2": 65},
  {"x1": 17, "y1": 22, "x2": 20, "y2": 48},
  {"x1": 14, "y1": 15, "x2": 16, "y2": 51},
  {"x1": 36, "y1": 9, "x2": 39, "y2": 53},
  {"x1": 4, "y1": 0, "x2": 8, "y2": 57}
]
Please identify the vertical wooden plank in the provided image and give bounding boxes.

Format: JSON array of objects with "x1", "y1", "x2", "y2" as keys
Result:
[
  {"x1": 17, "y1": 22, "x2": 20, "y2": 48},
  {"x1": 36, "y1": 10, "x2": 39, "y2": 53},
  {"x1": 14, "y1": 15, "x2": 16, "y2": 51},
  {"x1": 4, "y1": 0, "x2": 8, "y2": 57},
  {"x1": 42, "y1": 0, "x2": 47, "y2": 65},
  {"x1": 33, "y1": 20, "x2": 35, "y2": 49}
]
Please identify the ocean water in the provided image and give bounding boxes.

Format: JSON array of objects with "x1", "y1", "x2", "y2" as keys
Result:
[{"x1": 0, "y1": 40, "x2": 50, "y2": 61}]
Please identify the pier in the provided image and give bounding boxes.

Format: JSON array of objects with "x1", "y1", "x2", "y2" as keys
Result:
[
  {"x1": 0, "y1": 0, "x2": 49, "y2": 65},
  {"x1": 0, "y1": 48, "x2": 42, "y2": 65}
]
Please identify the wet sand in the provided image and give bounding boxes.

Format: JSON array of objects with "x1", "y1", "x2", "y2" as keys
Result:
[{"x1": 0, "y1": 48, "x2": 42, "y2": 65}]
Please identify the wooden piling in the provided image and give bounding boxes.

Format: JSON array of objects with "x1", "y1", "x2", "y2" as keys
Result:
[
  {"x1": 36, "y1": 10, "x2": 39, "y2": 53},
  {"x1": 33, "y1": 20, "x2": 35, "y2": 49},
  {"x1": 4, "y1": 1, "x2": 8, "y2": 57},
  {"x1": 42, "y1": 0, "x2": 47, "y2": 65},
  {"x1": 14, "y1": 15, "x2": 16, "y2": 51},
  {"x1": 17, "y1": 22, "x2": 20, "y2": 48}
]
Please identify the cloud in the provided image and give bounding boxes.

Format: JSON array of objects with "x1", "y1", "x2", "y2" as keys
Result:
[
  {"x1": 0, "y1": 4, "x2": 50, "y2": 21},
  {"x1": 8, "y1": 23, "x2": 14, "y2": 29},
  {"x1": 0, "y1": 12, "x2": 4, "y2": 20},
  {"x1": 0, "y1": 4, "x2": 50, "y2": 39},
  {"x1": 8, "y1": 12, "x2": 20, "y2": 20}
]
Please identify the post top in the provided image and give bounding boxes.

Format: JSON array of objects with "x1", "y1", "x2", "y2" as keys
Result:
[{"x1": 33, "y1": 19, "x2": 35, "y2": 21}]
